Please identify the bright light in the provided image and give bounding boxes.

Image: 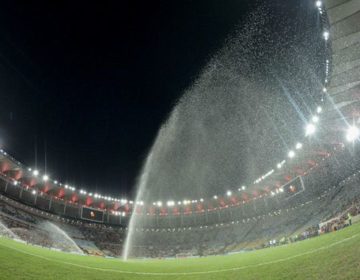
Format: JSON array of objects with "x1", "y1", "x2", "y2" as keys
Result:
[
  {"x1": 312, "y1": 115, "x2": 319, "y2": 123},
  {"x1": 213, "y1": 195, "x2": 218, "y2": 199},
  {"x1": 316, "y1": 106, "x2": 322, "y2": 114},
  {"x1": 288, "y1": 150, "x2": 295, "y2": 158},
  {"x1": 200, "y1": 198, "x2": 204, "y2": 202},
  {"x1": 226, "y1": 191, "x2": 232, "y2": 196},
  {"x1": 13, "y1": 181, "x2": 18, "y2": 186},
  {"x1": 305, "y1": 123, "x2": 316, "y2": 136},
  {"x1": 346, "y1": 126, "x2": 360, "y2": 142},
  {"x1": 315, "y1": 1, "x2": 322, "y2": 7},
  {"x1": 31, "y1": 190, "x2": 36, "y2": 195},
  {"x1": 33, "y1": 170, "x2": 39, "y2": 176},
  {"x1": 157, "y1": 201, "x2": 162, "y2": 207},
  {"x1": 295, "y1": 142, "x2": 303, "y2": 150},
  {"x1": 322, "y1": 87, "x2": 327, "y2": 93},
  {"x1": 167, "y1": 201, "x2": 175, "y2": 207},
  {"x1": 277, "y1": 163, "x2": 282, "y2": 169},
  {"x1": 42, "y1": 175, "x2": 49, "y2": 181},
  {"x1": 323, "y1": 31, "x2": 329, "y2": 40}
]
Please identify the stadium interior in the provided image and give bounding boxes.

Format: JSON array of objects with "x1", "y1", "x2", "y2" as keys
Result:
[{"x1": 1, "y1": 0, "x2": 360, "y2": 279}]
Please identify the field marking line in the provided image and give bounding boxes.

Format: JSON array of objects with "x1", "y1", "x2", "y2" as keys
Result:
[{"x1": 0, "y1": 233, "x2": 358, "y2": 276}]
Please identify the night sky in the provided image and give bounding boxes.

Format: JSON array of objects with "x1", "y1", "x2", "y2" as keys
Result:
[{"x1": 0, "y1": 0, "x2": 258, "y2": 197}]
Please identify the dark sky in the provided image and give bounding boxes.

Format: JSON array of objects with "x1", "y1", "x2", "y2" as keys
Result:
[{"x1": 0, "y1": 0, "x2": 257, "y2": 197}]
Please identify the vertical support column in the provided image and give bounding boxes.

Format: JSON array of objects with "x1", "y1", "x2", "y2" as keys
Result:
[
  {"x1": 19, "y1": 187, "x2": 24, "y2": 199},
  {"x1": 34, "y1": 193, "x2": 38, "y2": 205},
  {"x1": 49, "y1": 196, "x2": 53, "y2": 211},
  {"x1": 4, "y1": 181, "x2": 9, "y2": 193}
]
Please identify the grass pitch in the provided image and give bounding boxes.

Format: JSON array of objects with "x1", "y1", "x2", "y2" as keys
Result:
[{"x1": 0, "y1": 222, "x2": 360, "y2": 280}]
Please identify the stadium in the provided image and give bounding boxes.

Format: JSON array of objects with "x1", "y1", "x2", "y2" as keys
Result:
[{"x1": 1, "y1": 0, "x2": 360, "y2": 279}]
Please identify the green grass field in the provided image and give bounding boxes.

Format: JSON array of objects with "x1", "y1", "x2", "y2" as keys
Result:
[{"x1": 1, "y1": 223, "x2": 360, "y2": 280}]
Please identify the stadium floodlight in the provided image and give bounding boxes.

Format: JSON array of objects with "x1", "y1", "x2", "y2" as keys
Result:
[
  {"x1": 33, "y1": 170, "x2": 39, "y2": 177},
  {"x1": 295, "y1": 142, "x2": 303, "y2": 150},
  {"x1": 315, "y1": 0, "x2": 322, "y2": 7},
  {"x1": 312, "y1": 116, "x2": 319, "y2": 123},
  {"x1": 323, "y1": 31, "x2": 329, "y2": 41},
  {"x1": 213, "y1": 195, "x2": 218, "y2": 199},
  {"x1": 167, "y1": 201, "x2": 175, "y2": 207},
  {"x1": 346, "y1": 126, "x2": 360, "y2": 142},
  {"x1": 288, "y1": 150, "x2": 295, "y2": 158},
  {"x1": 42, "y1": 175, "x2": 49, "y2": 181},
  {"x1": 317, "y1": 106, "x2": 322, "y2": 114},
  {"x1": 226, "y1": 191, "x2": 232, "y2": 196},
  {"x1": 305, "y1": 123, "x2": 316, "y2": 136}
]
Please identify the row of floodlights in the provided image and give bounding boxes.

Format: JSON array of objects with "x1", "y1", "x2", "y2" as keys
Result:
[
  {"x1": 151, "y1": 185, "x2": 248, "y2": 207},
  {"x1": 315, "y1": 1, "x2": 330, "y2": 40},
  {"x1": 315, "y1": 0, "x2": 330, "y2": 91},
  {"x1": 253, "y1": 108, "x2": 323, "y2": 184},
  {"x1": 111, "y1": 211, "x2": 126, "y2": 217},
  {"x1": 284, "y1": 107, "x2": 323, "y2": 161},
  {"x1": 315, "y1": 0, "x2": 332, "y2": 45},
  {"x1": 152, "y1": 198, "x2": 207, "y2": 207}
]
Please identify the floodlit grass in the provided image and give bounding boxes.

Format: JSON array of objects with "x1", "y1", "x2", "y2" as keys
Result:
[{"x1": 0, "y1": 222, "x2": 360, "y2": 280}]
